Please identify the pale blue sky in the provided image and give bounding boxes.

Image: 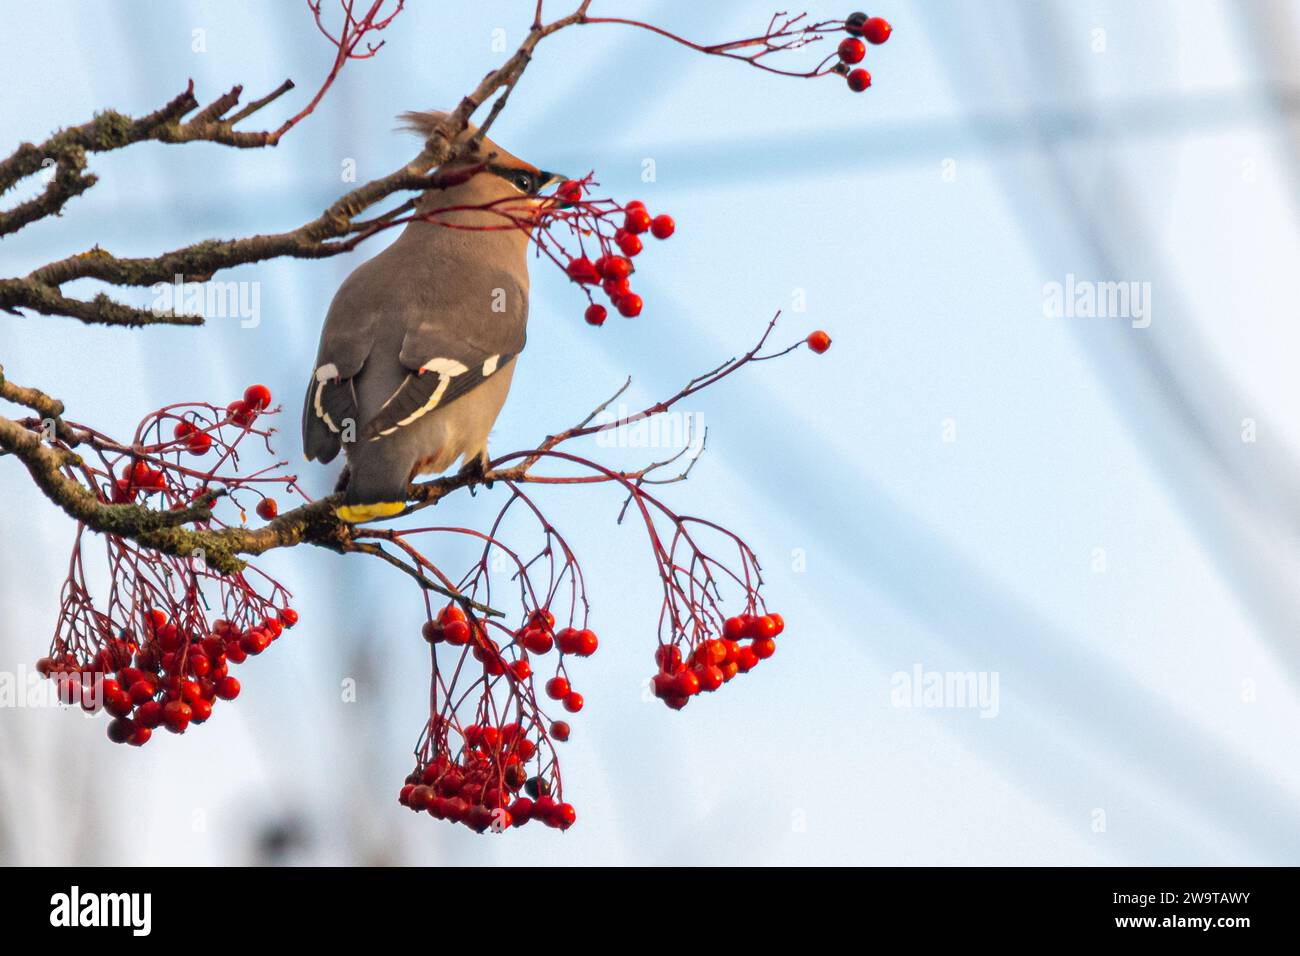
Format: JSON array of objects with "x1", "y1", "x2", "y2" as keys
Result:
[{"x1": 2, "y1": 1, "x2": 1299, "y2": 865}]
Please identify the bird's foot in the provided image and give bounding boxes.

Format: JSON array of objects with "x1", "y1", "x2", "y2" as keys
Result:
[{"x1": 458, "y1": 453, "x2": 493, "y2": 494}]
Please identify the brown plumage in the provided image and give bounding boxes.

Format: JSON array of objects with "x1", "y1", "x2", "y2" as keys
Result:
[{"x1": 302, "y1": 112, "x2": 566, "y2": 522}]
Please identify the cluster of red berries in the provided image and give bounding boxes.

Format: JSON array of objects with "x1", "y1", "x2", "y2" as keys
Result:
[
  {"x1": 651, "y1": 612, "x2": 784, "y2": 710},
  {"x1": 107, "y1": 384, "x2": 274, "y2": 504},
  {"x1": 410, "y1": 603, "x2": 597, "y2": 832},
  {"x1": 38, "y1": 605, "x2": 298, "y2": 746},
  {"x1": 399, "y1": 733, "x2": 576, "y2": 833},
  {"x1": 224, "y1": 383, "x2": 273, "y2": 430},
  {"x1": 424, "y1": 605, "x2": 597, "y2": 715},
  {"x1": 838, "y1": 12, "x2": 892, "y2": 92},
  {"x1": 555, "y1": 190, "x2": 675, "y2": 327},
  {"x1": 171, "y1": 384, "x2": 270, "y2": 455}
]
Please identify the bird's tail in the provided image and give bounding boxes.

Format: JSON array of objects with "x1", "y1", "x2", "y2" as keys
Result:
[
  {"x1": 336, "y1": 501, "x2": 406, "y2": 523},
  {"x1": 335, "y1": 446, "x2": 412, "y2": 523}
]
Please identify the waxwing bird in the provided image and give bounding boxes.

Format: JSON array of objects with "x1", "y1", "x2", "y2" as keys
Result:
[{"x1": 302, "y1": 112, "x2": 566, "y2": 523}]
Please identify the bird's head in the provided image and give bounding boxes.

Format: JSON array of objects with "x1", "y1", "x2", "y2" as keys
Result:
[{"x1": 400, "y1": 111, "x2": 567, "y2": 227}]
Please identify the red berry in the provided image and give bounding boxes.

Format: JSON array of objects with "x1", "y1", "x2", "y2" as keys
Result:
[
  {"x1": 701, "y1": 639, "x2": 727, "y2": 666},
  {"x1": 554, "y1": 802, "x2": 577, "y2": 830},
  {"x1": 723, "y1": 616, "x2": 746, "y2": 641},
  {"x1": 584, "y1": 304, "x2": 607, "y2": 326},
  {"x1": 673, "y1": 670, "x2": 701, "y2": 697},
  {"x1": 136, "y1": 700, "x2": 163, "y2": 729},
  {"x1": 652, "y1": 672, "x2": 675, "y2": 699},
  {"x1": 534, "y1": 795, "x2": 558, "y2": 823},
  {"x1": 769, "y1": 612, "x2": 785, "y2": 635},
  {"x1": 215, "y1": 676, "x2": 241, "y2": 700},
  {"x1": 129, "y1": 725, "x2": 152, "y2": 747},
  {"x1": 106, "y1": 688, "x2": 134, "y2": 718},
  {"x1": 186, "y1": 431, "x2": 213, "y2": 455},
  {"x1": 188, "y1": 652, "x2": 211, "y2": 678},
  {"x1": 838, "y1": 37, "x2": 866, "y2": 63},
  {"x1": 807, "y1": 330, "x2": 832, "y2": 353},
  {"x1": 602, "y1": 278, "x2": 630, "y2": 304},
  {"x1": 650, "y1": 214, "x2": 675, "y2": 239},
  {"x1": 752, "y1": 615, "x2": 778, "y2": 640},
  {"x1": 280, "y1": 608, "x2": 299, "y2": 627},
  {"x1": 617, "y1": 294, "x2": 643, "y2": 318},
  {"x1": 599, "y1": 256, "x2": 632, "y2": 281},
  {"x1": 522, "y1": 627, "x2": 555, "y2": 654},
  {"x1": 695, "y1": 664, "x2": 725, "y2": 692},
  {"x1": 190, "y1": 697, "x2": 213, "y2": 723},
  {"x1": 616, "y1": 232, "x2": 643, "y2": 257},
  {"x1": 545, "y1": 676, "x2": 571, "y2": 700},
  {"x1": 654, "y1": 645, "x2": 683, "y2": 673},
  {"x1": 256, "y1": 498, "x2": 279, "y2": 520},
  {"x1": 173, "y1": 420, "x2": 195, "y2": 440},
  {"x1": 863, "y1": 16, "x2": 891, "y2": 44},
  {"x1": 443, "y1": 620, "x2": 472, "y2": 646},
  {"x1": 847, "y1": 68, "x2": 872, "y2": 92},
  {"x1": 226, "y1": 400, "x2": 255, "y2": 427},
  {"x1": 565, "y1": 256, "x2": 600, "y2": 284},
  {"x1": 752, "y1": 637, "x2": 777, "y2": 659},
  {"x1": 241, "y1": 629, "x2": 271, "y2": 655},
  {"x1": 107, "y1": 717, "x2": 134, "y2": 745},
  {"x1": 624, "y1": 208, "x2": 652, "y2": 234},
  {"x1": 128, "y1": 680, "x2": 155, "y2": 706},
  {"x1": 549, "y1": 720, "x2": 571, "y2": 741},
  {"x1": 555, "y1": 627, "x2": 580, "y2": 654},
  {"x1": 563, "y1": 691, "x2": 584, "y2": 713},
  {"x1": 556, "y1": 179, "x2": 583, "y2": 203},
  {"x1": 163, "y1": 700, "x2": 192, "y2": 734},
  {"x1": 422, "y1": 620, "x2": 443, "y2": 644},
  {"x1": 510, "y1": 797, "x2": 535, "y2": 824},
  {"x1": 575, "y1": 629, "x2": 598, "y2": 657},
  {"x1": 510, "y1": 658, "x2": 532, "y2": 681},
  {"x1": 244, "y1": 384, "x2": 272, "y2": 410}
]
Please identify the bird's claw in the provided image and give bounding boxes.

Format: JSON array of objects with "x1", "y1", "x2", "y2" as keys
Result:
[{"x1": 459, "y1": 454, "x2": 493, "y2": 493}]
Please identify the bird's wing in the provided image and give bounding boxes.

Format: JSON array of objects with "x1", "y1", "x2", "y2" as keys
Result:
[
  {"x1": 357, "y1": 272, "x2": 528, "y2": 442},
  {"x1": 302, "y1": 260, "x2": 387, "y2": 463}
]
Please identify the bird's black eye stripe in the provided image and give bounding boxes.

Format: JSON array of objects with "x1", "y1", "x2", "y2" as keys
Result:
[{"x1": 487, "y1": 164, "x2": 538, "y2": 194}]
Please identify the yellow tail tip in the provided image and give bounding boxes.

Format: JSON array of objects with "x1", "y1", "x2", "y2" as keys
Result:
[{"x1": 336, "y1": 501, "x2": 407, "y2": 523}]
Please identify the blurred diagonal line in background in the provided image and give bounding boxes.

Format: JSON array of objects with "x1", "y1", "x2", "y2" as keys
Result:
[
  {"x1": 554, "y1": 271, "x2": 1300, "y2": 863},
  {"x1": 556, "y1": 85, "x2": 1300, "y2": 186},
  {"x1": 952, "y1": 4, "x2": 1300, "y2": 690}
]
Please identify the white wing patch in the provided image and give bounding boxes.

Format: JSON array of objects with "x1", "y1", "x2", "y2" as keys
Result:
[
  {"x1": 482, "y1": 354, "x2": 500, "y2": 377},
  {"x1": 371, "y1": 357, "x2": 470, "y2": 439},
  {"x1": 422, "y1": 357, "x2": 470, "y2": 377},
  {"x1": 313, "y1": 363, "x2": 341, "y2": 433}
]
